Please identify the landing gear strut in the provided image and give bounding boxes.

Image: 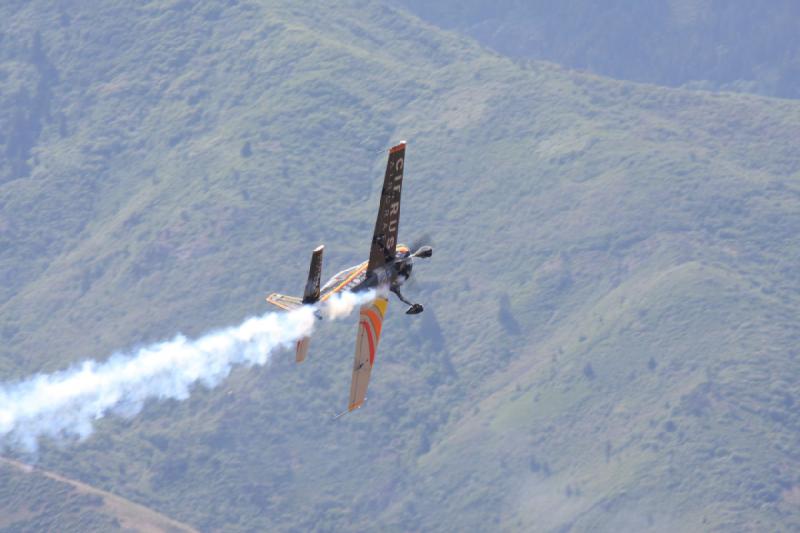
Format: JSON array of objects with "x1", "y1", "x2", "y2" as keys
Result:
[{"x1": 391, "y1": 286, "x2": 424, "y2": 315}]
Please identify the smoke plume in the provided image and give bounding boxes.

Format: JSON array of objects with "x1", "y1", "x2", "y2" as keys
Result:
[{"x1": 0, "y1": 290, "x2": 375, "y2": 452}]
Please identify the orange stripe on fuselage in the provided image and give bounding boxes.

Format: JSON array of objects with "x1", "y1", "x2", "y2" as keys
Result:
[{"x1": 320, "y1": 262, "x2": 368, "y2": 301}]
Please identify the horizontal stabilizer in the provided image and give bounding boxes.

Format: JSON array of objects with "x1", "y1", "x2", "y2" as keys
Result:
[
  {"x1": 265, "y1": 293, "x2": 303, "y2": 311},
  {"x1": 295, "y1": 336, "x2": 310, "y2": 363}
]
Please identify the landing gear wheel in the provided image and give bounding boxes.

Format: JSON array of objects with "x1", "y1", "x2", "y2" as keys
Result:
[{"x1": 406, "y1": 303, "x2": 424, "y2": 315}]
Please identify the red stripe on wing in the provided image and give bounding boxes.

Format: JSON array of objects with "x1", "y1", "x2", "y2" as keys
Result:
[{"x1": 360, "y1": 320, "x2": 376, "y2": 366}]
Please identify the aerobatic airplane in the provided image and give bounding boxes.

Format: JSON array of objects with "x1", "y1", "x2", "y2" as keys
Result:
[{"x1": 265, "y1": 141, "x2": 432, "y2": 413}]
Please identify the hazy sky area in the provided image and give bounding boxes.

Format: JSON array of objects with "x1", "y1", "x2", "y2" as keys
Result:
[
  {"x1": 400, "y1": 0, "x2": 800, "y2": 98},
  {"x1": 0, "y1": 1, "x2": 799, "y2": 531}
]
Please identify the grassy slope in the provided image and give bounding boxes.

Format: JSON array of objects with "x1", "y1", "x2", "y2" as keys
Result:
[{"x1": 1, "y1": 1, "x2": 799, "y2": 531}]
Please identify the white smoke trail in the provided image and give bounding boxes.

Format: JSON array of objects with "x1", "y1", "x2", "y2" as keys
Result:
[{"x1": 0, "y1": 290, "x2": 376, "y2": 452}]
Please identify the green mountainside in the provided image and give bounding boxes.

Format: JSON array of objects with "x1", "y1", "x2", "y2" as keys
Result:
[{"x1": 1, "y1": 1, "x2": 799, "y2": 531}]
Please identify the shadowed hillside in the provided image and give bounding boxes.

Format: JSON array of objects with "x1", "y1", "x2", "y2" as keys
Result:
[{"x1": 1, "y1": 1, "x2": 799, "y2": 531}]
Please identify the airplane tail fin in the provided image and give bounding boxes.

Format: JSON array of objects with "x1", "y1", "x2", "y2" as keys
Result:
[
  {"x1": 295, "y1": 245, "x2": 324, "y2": 363},
  {"x1": 265, "y1": 246, "x2": 324, "y2": 363},
  {"x1": 302, "y1": 245, "x2": 324, "y2": 304}
]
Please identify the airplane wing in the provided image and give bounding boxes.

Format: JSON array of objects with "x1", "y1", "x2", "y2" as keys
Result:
[
  {"x1": 367, "y1": 142, "x2": 406, "y2": 271},
  {"x1": 347, "y1": 295, "x2": 389, "y2": 411},
  {"x1": 265, "y1": 293, "x2": 303, "y2": 311}
]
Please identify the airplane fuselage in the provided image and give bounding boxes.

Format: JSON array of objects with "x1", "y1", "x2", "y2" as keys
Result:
[
  {"x1": 351, "y1": 253, "x2": 411, "y2": 293},
  {"x1": 319, "y1": 247, "x2": 412, "y2": 301}
]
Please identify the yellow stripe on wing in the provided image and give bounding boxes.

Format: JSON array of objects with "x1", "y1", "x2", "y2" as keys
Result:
[{"x1": 373, "y1": 297, "x2": 388, "y2": 316}]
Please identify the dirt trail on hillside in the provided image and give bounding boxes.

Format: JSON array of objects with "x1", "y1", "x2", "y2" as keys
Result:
[{"x1": 0, "y1": 456, "x2": 198, "y2": 533}]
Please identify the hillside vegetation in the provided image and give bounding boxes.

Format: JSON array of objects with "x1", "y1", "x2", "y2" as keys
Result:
[{"x1": 1, "y1": 1, "x2": 799, "y2": 531}]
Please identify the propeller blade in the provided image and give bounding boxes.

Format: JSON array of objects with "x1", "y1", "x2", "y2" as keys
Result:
[
  {"x1": 411, "y1": 233, "x2": 433, "y2": 254},
  {"x1": 412, "y1": 245, "x2": 432, "y2": 258}
]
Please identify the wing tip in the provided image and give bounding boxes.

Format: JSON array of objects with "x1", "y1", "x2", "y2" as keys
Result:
[
  {"x1": 333, "y1": 400, "x2": 364, "y2": 420},
  {"x1": 265, "y1": 293, "x2": 302, "y2": 311},
  {"x1": 389, "y1": 141, "x2": 406, "y2": 153}
]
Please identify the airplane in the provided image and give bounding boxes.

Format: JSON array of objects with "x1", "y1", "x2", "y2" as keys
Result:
[{"x1": 265, "y1": 141, "x2": 432, "y2": 413}]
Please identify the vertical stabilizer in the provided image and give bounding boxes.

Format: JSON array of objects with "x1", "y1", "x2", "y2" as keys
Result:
[
  {"x1": 302, "y1": 245, "x2": 324, "y2": 303},
  {"x1": 296, "y1": 245, "x2": 324, "y2": 363}
]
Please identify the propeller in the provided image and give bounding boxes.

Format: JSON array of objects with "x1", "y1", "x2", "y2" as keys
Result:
[
  {"x1": 403, "y1": 233, "x2": 433, "y2": 292},
  {"x1": 412, "y1": 246, "x2": 432, "y2": 258},
  {"x1": 410, "y1": 233, "x2": 434, "y2": 258}
]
